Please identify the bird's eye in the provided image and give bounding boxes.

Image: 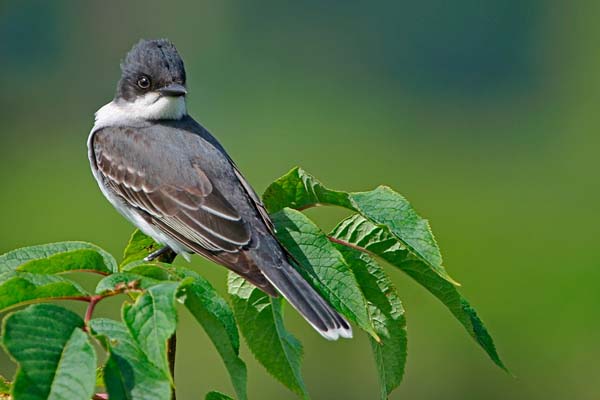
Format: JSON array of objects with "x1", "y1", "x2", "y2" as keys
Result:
[{"x1": 137, "y1": 76, "x2": 151, "y2": 89}]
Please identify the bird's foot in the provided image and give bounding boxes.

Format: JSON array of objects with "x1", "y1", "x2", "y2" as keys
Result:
[{"x1": 144, "y1": 246, "x2": 173, "y2": 262}]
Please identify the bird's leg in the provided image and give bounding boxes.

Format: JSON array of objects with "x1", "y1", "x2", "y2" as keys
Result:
[{"x1": 144, "y1": 246, "x2": 173, "y2": 262}]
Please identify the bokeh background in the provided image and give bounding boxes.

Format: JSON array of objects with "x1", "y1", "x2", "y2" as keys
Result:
[{"x1": 1, "y1": 1, "x2": 598, "y2": 399}]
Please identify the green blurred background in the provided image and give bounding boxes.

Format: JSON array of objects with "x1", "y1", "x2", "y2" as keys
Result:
[{"x1": 1, "y1": 1, "x2": 598, "y2": 399}]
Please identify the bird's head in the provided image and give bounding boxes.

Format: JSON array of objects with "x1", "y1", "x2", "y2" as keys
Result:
[{"x1": 115, "y1": 39, "x2": 188, "y2": 120}]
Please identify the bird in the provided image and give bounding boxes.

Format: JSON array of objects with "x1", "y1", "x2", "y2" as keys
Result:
[{"x1": 87, "y1": 39, "x2": 352, "y2": 340}]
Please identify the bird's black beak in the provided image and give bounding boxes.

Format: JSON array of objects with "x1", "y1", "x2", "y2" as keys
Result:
[{"x1": 158, "y1": 83, "x2": 187, "y2": 97}]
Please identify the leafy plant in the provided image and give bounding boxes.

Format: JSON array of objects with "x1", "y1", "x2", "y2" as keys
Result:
[{"x1": 0, "y1": 167, "x2": 506, "y2": 400}]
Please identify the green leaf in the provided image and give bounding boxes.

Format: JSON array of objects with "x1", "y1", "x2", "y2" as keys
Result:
[
  {"x1": 176, "y1": 267, "x2": 247, "y2": 400},
  {"x1": 123, "y1": 263, "x2": 173, "y2": 281},
  {"x1": 262, "y1": 167, "x2": 353, "y2": 211},
  {"x1": 263, "y1": 167, "x2": 458, "y2": 285},
  {"x1": 17, "y1": 249, "x2": 113, "y2": 276},
  {"x1": 95, "y1": 272, "x2": 161, "y2": 294},
  {"x1": 205, "y1": 391, "x2": 235, "y2": 400},
  {"x1": 121, "y1": 261, "x2": 248, "y2": 398},
  {"x1": 335, "y1": 245, "x2": 407, "y2": 399},
  {"x1": 90, "y1": 318, "x2": 171, "y2": 400},
  {"x1": 0, "y1": 374, "x2": 10, "y2": 394},
  {"x1": 350, "y1": 187, "x2": 454, "y2": 284},
  {"x1": 95, "y1": 367, "x2": 104, "y2": 388},
  {"x1": 271, "y1": 208, "x2": 376, "y2": 339},
  {"x1": 2, "y1": 304, "x2": 96, "y2": 400},
  {"x1": 332, "y1": 214, "x2": 507, "y2": 371},
  {"x1": 121, "y1": 230, "x2": 161, "y2": 268},
  {"x1": 0, "y1": 242, "x2": 117, "y2": 275},
  {"x1": 0, "y1": 272, "x2": 89, "y2": 312},
  {"x1": 120, "y1": 261, "x2": 248, "y2": 398},
  {"x1": 228, "y1": 273, "x2": 308, "y2": 399},
  {"x1": 122, "y1": 282, "x2": 179, "y2": 376}
]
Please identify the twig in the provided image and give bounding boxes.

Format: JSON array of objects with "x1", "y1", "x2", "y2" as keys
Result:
[
  {"x1": 296, "y1": 202, "x2": 321, "y2": 211},
  {"x1": 58, "y1": 295, "x2": 96, "y2": 303},
  {"x1": 327, "y1": 236, "x2": 371, "y2": 255},
  {"x1": 84, "y1": 295, "x2": 102, "y2": 328},
  {"x1": 79, "y1": 288, "x2": 142, "y2": 331},
  {"x1": 63, "y1": 269, "x2": 110, "y2": 276}
]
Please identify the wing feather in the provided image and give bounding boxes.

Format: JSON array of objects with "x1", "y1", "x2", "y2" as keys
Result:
[
  {"x1": 150, "y1": 214, "x2": 277, "y2": 295},
  {"x1": 92, "y1": 127, "x2": 251, "y2": 252},
  {"x1": 232, "y1": 164, "x2": 276, "y2": 234}
]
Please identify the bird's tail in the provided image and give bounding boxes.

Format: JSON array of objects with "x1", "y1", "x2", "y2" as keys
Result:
[{"x1": 261, "y1": 257, "x2": 353, "y2": 341}]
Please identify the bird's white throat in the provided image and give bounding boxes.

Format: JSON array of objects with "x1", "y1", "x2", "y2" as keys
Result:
[{"x1": 93, "y1": 93, "x2": 187, "y2": 130}]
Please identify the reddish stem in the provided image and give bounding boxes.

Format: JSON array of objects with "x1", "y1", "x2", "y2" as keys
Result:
[
  {"x1": 59, "y1": 295, "x2": 95, "y2": 302},
  {"x1": 296, "y1": 202, "x2": 321, "y2": 211},
  {"x1": 327, "y1": 236, "x2": 371, "y2": 255},
  {"x1": 83, "y1": 295, "x2": 103, "y2": 329},
  {"x1": 70, "y1": 269, "x2": 110, "y2": 276},
  {"x1": 80, "y1": 289, "x2": 140, "y2": 331}
]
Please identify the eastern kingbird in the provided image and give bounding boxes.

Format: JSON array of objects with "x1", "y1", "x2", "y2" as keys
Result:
[{"x1": 88, "y1": 39, "x2": 351, "y2": 340}]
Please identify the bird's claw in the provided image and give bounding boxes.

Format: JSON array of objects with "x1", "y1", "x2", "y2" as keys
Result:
[{"x1": 144, "y1": 246, "x2": 172, "y2": 262}]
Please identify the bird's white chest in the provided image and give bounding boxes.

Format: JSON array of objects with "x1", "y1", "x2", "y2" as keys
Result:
[{"x1": 92, "y1": 95, "x2": 186, "y2": 131}]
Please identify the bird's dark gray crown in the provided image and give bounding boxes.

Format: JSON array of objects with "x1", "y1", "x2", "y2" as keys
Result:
[{"x1": 116, "y1": 39, "x2": 186, "y2": 101}]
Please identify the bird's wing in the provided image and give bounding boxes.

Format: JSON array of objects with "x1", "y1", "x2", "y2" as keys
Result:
[
  {"x1": 92, "y1": 126, "x2": 250, "y2": 252},
  {"x1": 91, "y1": 125, "x2": 278, "y2": 294},
  {"x1": 231, "y1": 163, "x2": 276, "y2": 235},
  {"x1": 186, "y1": 119, "x2": 276, "y2": 235}
]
